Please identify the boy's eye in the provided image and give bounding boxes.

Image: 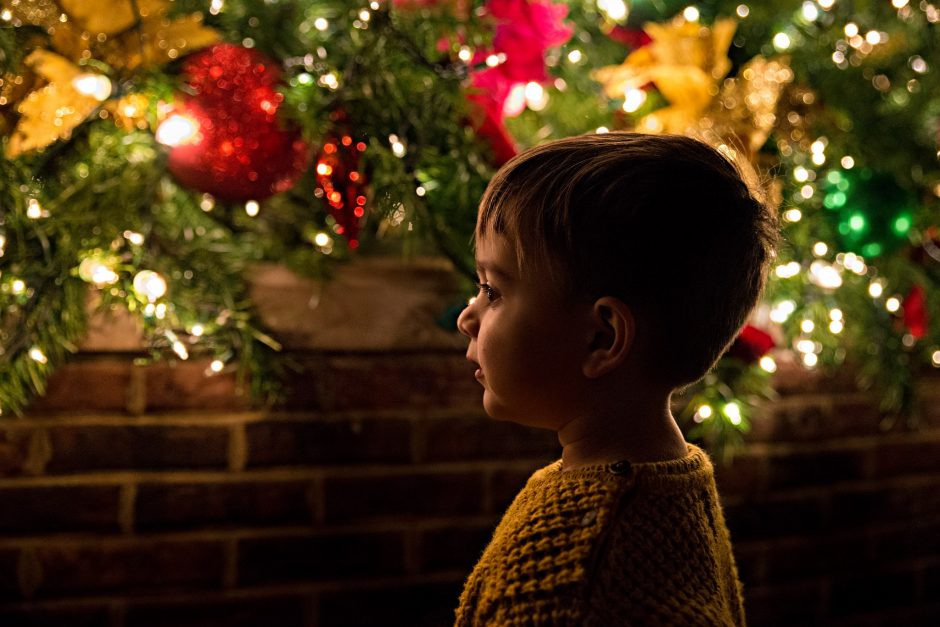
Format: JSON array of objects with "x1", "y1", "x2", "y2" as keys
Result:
[{"x1": 476, "y1": 282, "x2": 500, "y2": 303}]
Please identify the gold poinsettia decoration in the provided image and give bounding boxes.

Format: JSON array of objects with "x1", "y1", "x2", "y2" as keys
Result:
[
  {"x1": 593, "y1": 17, "x2": 794, "y2": 161},
  {"x1": 2, "y1": 0, "x2": 219, "y2": 157}
]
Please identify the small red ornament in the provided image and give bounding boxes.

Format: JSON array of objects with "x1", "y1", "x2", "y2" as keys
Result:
[
  {"x1": 164, "y1": 43, "x2": 309, "y2": 202},
  {"x1": 902, "y1": 285, "x2": 929, "y2": 339},
  {"x1": 726, "y1": 324, "x2": 775, "y2": 364},
  {"x1": 314, "y1": 131, "x2": 368, "y2": 248}
]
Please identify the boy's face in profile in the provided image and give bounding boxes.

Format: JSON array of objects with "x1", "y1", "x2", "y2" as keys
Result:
[{"x1": 457, "y1": 233, "x2": 590, "y2": 430}]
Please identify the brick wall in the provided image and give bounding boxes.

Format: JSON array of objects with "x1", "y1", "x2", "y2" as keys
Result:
[{"x1": 0, "y1": 260, "x2": 938, "y2": 626}]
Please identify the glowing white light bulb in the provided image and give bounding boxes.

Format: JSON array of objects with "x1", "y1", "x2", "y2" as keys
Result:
[
  {"x1": 596, "y1": 127, "x2": 610, "y2": 134},
  {"x1": 683, "y1": 6, "x2": 700, "y2": 22},
  {"x1": 829, "y1": 320, "x2": 844, "y2": 334},
  {"x1": 597, "y1": 0, "x2": 628, "y2": 21},
  {"x1": 172, "y1": 341, "x2": 189, "y2": 360},
  {"x1": 841, "y1": 156, "x2": 855, "y2": 169},
  {"x1": 818, "y1": 0, "x2": 835, "y2": 8},
  {"x1": 801, "y1": 319, "x2": 815, "y2": 333},
  {"x1": 502, "y1": 83, "x2": 527, "y2": 117},
  {"x1": 812, "y1": 152, "x2": 826, "y2": 166},
  {"x1": 623, "y1": 88, "x2": 648, "y2": 113},
  {"x1": 885, "y1": 297, "x2": 901, "y2": 313},
  {"x1": 868, "y1": 280, "x2": 884, "y2": 298},
  {"x1": 773, "y1": 33, "x2": 791, "y2": 51},
  {"x1": 813, "y1": 241, "x2": 829, "y2": 256},
  {"x1": 245, "y1": 200, "x2": 260, "y2": 217},
  {"x1": 809, "y1": 260, "x2": 843, "y2": 289},
  {"x1": 830, "y1": 308, "x2": 843, "y2": 321},
  {"x1": 191, "y1": 324, "x2": 204, "y2": 337},
  {"x1": 793, "y1": 166, "x2": 810, "y2": 182},
  {"x1": 416, "y1": 186, "x2": 426, "y2": 197},
  {"x1": 723, "y1": 402, "x2": 742, "y2": 425},
  {"x1": 736, "y1": 5, "x2": 750, "y2": 18},
  {"x1": 210, "y1": 359, "x2": 225, "y2": 373},
  {"x1": 11, "y1": 279, "x2": 26, "y2": 295},
  {"x1": 155, "y1": 114, "x2": 198, "y2": 146},
  {"x1": 801, "y1": 2, "x2": 819, "y2": 21},
  {"x1": 759, "y1": 356, "x2": 777, "y2": 373},
  {"x1": 802, "y1": 352, "x2": 818, "y2": 367},
  {"x1": 72, "y1": 74, "x2": 112, "y2": 101},
  {"x1": 844, "y1": 23, "x2": 859, "y2": 38},
  {"x1": 797, "y1": 339, "x2": 817, "y2": 354},
  {"x1": 29, "y1": 347, "x2": 48, "y2": 364},
  {"x1": 26, "y1": 198, "x2": 43, "y2": 219},
  {"x1": 784, "y1": 208, "x2": 802, "y2": 222},
  {"x1": 695, "y1": 404, "x2": 713, "y2": 423},
  {"x1": 485, "y1": 54, "x2": 501, "y2": 67},
  {"x1": 314, "y1": 232, "x2": 332, "y2": 247},
  {"x1": 524, "y1": 81, "x2": 548, "y2": 111},
  {"x1": 210, "y1": 0, "x2": 224, "y2": 15},
  {"x1": 567, "y1": 49, "x2": 583, "y2": 64},
  {"x1": 932, "y1": 350, "x2": 940, "y2": 367},
  {"x1": 314, "y1": 18, "x2": 328, "y2": 31},
  {"x1": 133, "y1": 270, "x2": 167, "y2": 302},
  {"x1": 200, "y1": 194, "x2": 215, "y2": 212}
]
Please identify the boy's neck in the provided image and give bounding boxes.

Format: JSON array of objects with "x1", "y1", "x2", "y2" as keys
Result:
[{"x1": 556, "y1": 395, "x2": 688, "y2": 470}]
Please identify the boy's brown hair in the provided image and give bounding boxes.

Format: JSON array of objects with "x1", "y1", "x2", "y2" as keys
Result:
[{"x1": 477, "y1": 132, "x2": 778, "y2": 388}]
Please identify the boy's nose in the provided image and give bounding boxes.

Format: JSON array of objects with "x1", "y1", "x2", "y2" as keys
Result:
[{"x1": 456, "y1": 301, "x2": 478, "y2": 339}]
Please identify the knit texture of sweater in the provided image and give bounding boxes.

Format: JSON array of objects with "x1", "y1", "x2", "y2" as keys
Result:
[{"x1": 455, "y1": 444, "x2": 745, "y2": 626}]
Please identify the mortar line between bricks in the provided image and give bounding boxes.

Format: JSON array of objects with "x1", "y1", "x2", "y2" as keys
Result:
[
  {"x1": 0, "y1": 571, "x2": 469, "y2": 611},
  {"x1": 0, "y1": 515, "x2": 502, "y2": 548},
  {"x1": 0, "y1": 458, "x2": 552, "y2": 487},
  {"x1": 720, "y1": 471, "x2": 940, "y2": 504},
  {"x1": 6, "y1": 407, "x2": 495, "y2": 427},
  {"x1": 732, "y1": 512, "x2": 940, "y2": 551},
  {"x1": 734, "y1": 430, "x2": 940, "y2": 457}
]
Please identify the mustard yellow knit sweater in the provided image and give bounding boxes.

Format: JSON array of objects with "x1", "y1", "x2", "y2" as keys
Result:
[{"x1": 455, "y1": 444, "x2": 745, "y2": 626}]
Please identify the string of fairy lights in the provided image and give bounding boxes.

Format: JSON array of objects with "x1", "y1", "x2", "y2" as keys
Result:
[{"x1": 0, "y1": 0, "x2": 936, "y2": 450}]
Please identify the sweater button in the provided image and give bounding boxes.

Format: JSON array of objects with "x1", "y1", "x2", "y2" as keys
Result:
[{"x1": 607, "y1": 460, "x2": 632, "y2": 475}]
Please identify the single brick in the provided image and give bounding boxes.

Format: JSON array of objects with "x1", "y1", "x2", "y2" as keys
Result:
[
  {"x1": 245, "y1": 416, "x2": 412, "y2": 467},
  {"x1": 135, "y1": 480, "x2": 313, "y2": 530},
  {"x1": 323, "y1": 471, "x2": 484, "y2": 523},
  {"x1": 318, "y1": 580, "x2": 463, "y2": 627},
  {"x1": 0, "y1": 604, "x2": 112, "y2": 627},
  {"x1": 873, "y1": 437, "x2": 940, "y2": 477},
  {"x1": 765, "y1": 448, "x2": 869, "y2": 490},
  {"x1": 744, "y1": 581, "x2": 824, "y2": 626},
  {"x1": 125, "y1": 594, "x2": 307, "y2": 627},
  {"x1": 828, "y1": 568, "x2": 919, "y2": 617},
  {"x1": 32, "y1": 539, "x2": 224, "y2": 597},
  {"x1": 761, "y1": 535, "x2": 869, "y2": 584},
  {"x1": 0, "y1": 486, "x2": 120, "y2": 535},
  {"x1": 723, "y1": 495, "x2": 827, "y2": 541},
  {"x1": 145, "y1": 361, "x2": 248, "y2": 411},
  {"x1": 830, "y1": 481, "x2": 940, "y2": 528},
  {"x1": 0, "y1": 548, "x2": 20, "y2": 599},
  {"x1": 31, "y1": 358, "x2": 135, "y2": 412},
  {"x1": 418, "y1": 524, "x2": 493, "y2": 573},
  {"x1": 488, "y1": 467, "x2": 540, "y2": 514},
  {"x1": 280, "y1": 353, "x2": 482, "y2": 412},
  {"x1": 419, "y1": 416, "x2": 558, "y2": 463},
  {"x1": 870, "y1": 518, "x2": 940, "y2": 563},
  {"x1": 47, "y1": 424, "x2": 229, "y2": 473},
  {"x1": 0, "y1": 429, "x2": 34, "y2": 477},
  {"x1": 237, "y1": 530, "x2": 405, "y2": 585},
  {"x1": 713, "y1": 453, "x2": 767, "y2": 496}
]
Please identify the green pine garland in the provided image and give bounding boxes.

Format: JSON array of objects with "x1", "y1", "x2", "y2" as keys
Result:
[{"x1": 0, "y1": 1, "x2": 938, "y2": 461}]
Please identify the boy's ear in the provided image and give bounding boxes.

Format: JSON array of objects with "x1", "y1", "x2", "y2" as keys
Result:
[{"x1": 582, "y1": 296, "x2": 635, "y2": 379}]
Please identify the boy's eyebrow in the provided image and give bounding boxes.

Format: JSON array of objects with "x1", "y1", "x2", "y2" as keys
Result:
[{"x1": 475, "y1": 261, "x2": 513, "y2": 280}]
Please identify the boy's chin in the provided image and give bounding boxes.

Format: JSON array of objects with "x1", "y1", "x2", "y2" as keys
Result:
[{"x1": 482, "y1": 395, "x2": 559, "y2": 431}]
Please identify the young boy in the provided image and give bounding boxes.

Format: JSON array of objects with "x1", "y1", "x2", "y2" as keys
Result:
[{"x1": 455, "y1": 132, "x2": 776, "y2": 626}]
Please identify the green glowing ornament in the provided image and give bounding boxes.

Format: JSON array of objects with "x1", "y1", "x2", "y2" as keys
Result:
[{"x1": 822, "y1": 169, "x2": 915, "y2": 258}]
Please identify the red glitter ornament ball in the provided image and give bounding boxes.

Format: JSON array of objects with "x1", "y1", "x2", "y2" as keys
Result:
[
  {"x1": 314, "y1": 132, "x2": 369, "y2": 249},
  {"x1": 165, "y1": 43, "x2": 308, "y2": 202}
]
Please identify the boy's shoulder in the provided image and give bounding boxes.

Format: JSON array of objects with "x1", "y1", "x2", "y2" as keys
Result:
[{"x1": 456, "y1": 446, "x2": 744, "y2": 626}]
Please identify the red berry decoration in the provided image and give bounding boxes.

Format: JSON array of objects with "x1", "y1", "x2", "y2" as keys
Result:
[
  {"x1": 314, "y1": 132, "x2": 368, "y2": 249},
  {"x1": 163, "y1": 43, "x2": 308, "y2": 202},
  {"x1": 726, "y1": 324, "x2": 775, "y2": 365}
]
